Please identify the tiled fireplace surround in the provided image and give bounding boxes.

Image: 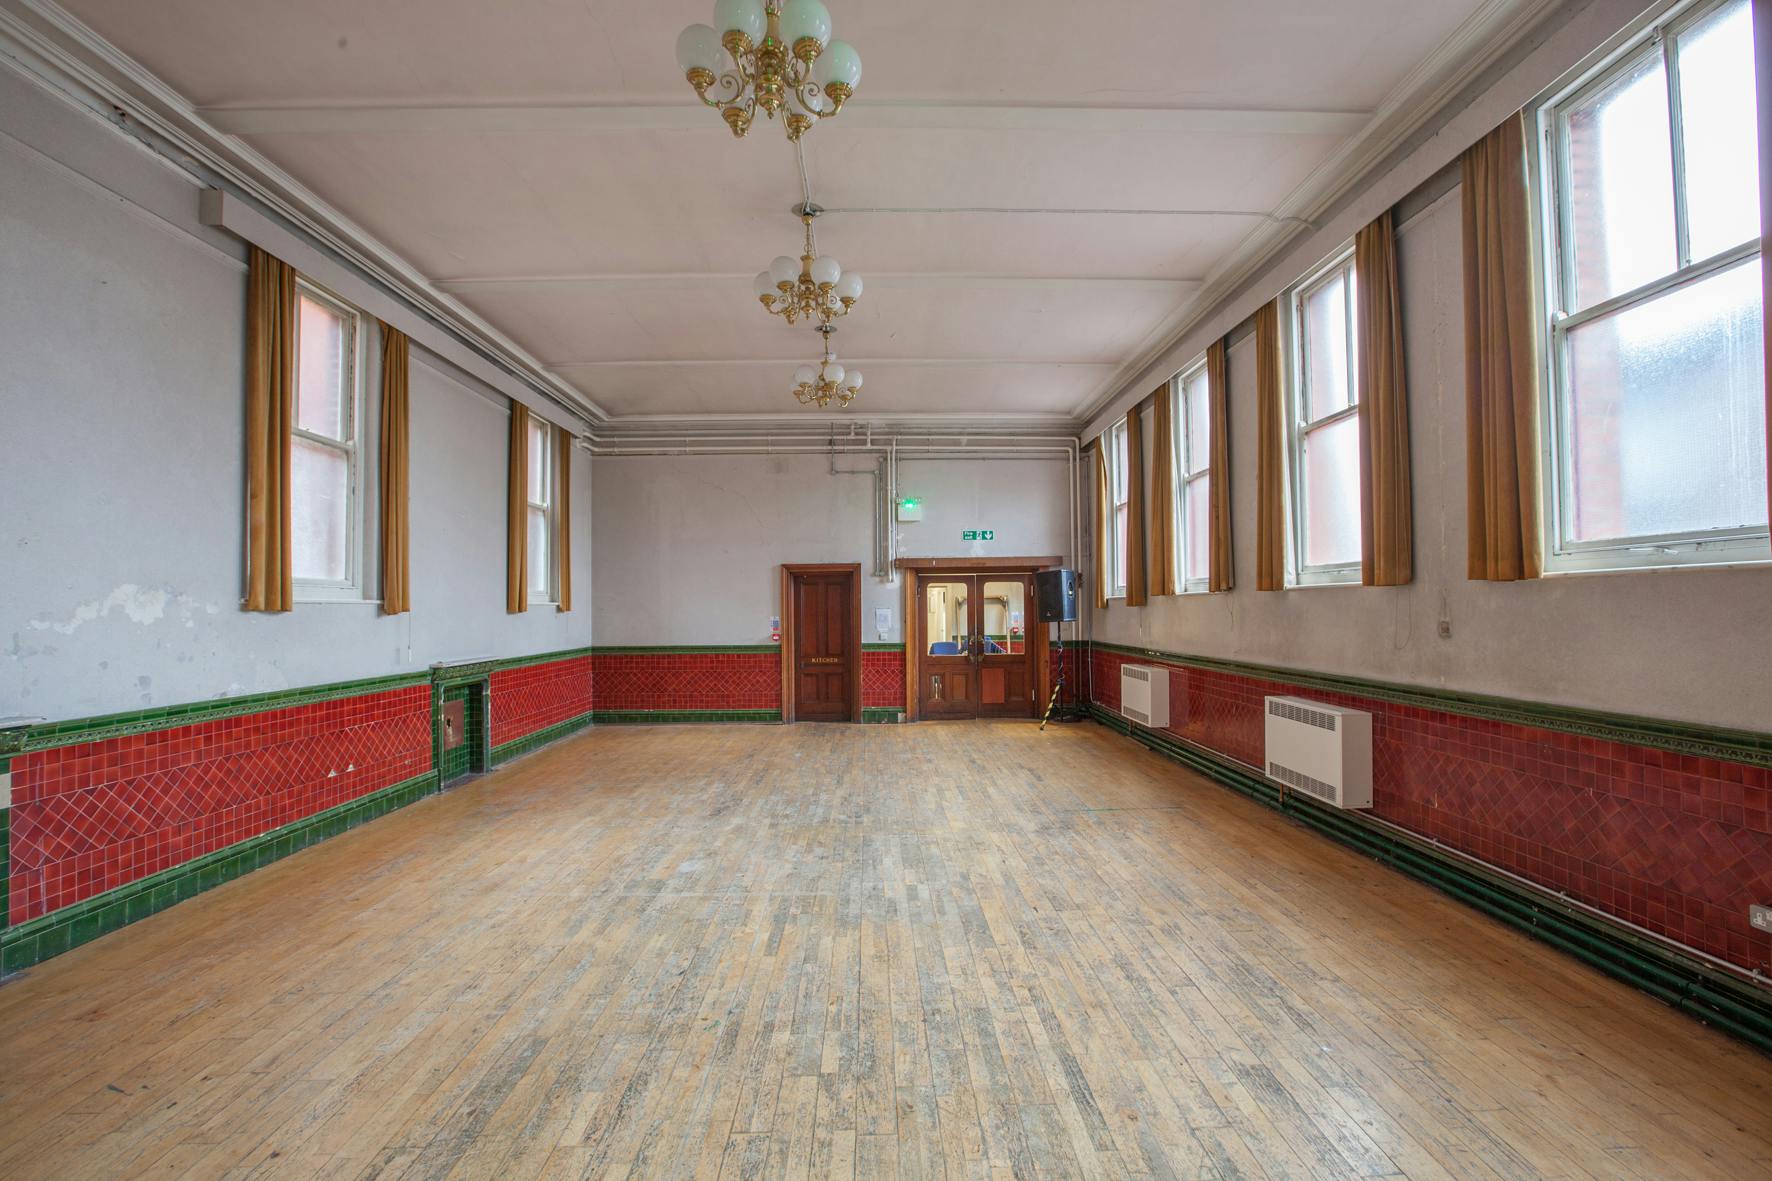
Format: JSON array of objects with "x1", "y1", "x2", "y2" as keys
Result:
[{"x1": 3, "y1": 640, "x2": 1768, "y2": 989}]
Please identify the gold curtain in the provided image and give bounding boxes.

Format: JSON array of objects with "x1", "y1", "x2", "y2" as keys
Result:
[
  {"x1": 507, "y1": 402, "x2": 529, "y2": 614},
  {"x1": 1254, "y1": 301, "x2": 1286, "y2": 591},
  {"x1": 555, "y1": 427, "x2": 573, "y2": 612},
  {"x1": 1355, "y1": 209, "x2": 1414, "y2": 586},
  {"x1": 1463, "y1": 113, "x2": 1543, "y2": 580},
  {"x1": 1123, "y1": 403, "x2": 1148, "y2": 606},
  {"x1": 1091, "y1": 436, "x2": 1110, "y2": 610},
  {"x1": 1206, "y1": 337, "x2": 1233, "y2": 592},
  {"x1": 378, "y1": 324, "x2": 411, "y2": 615},
  {"x1": 244, "y1": 246, "x2": 296, "y2": 612},
  {"x1": 1148, "y1": 383, "x2": 1178, "y2": 597}
]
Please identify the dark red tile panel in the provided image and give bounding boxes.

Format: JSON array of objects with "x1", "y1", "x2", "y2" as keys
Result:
[
  {"x1": 490, "y1": 654, "x2": 594, "y2": 747},
  {"x1": 590, "y1": 651, "x2": 781, "y2": 712},
  {"x1": 8, "y1": 685, "x2": 432, "y2": 925},
  {"x1": 1085, "y1": 647, "x2": 1772, "y2": 973},
  {"x1": 863, "y1": 650, "x2": 905, "y2": 709}
]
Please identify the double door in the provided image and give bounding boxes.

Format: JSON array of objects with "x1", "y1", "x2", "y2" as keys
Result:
[{"x1": 918, "y1": 574, "x2": 1036, "y2": 719}]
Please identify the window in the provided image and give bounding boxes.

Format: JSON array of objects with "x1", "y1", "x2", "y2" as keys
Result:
[
  {"x1": 526, "y1": 416, "x2": 557, "y2": 602},
  {"x1": 291, "y1": 283, "x2": 363, "y2": 596},
  {"x1": 1107, "y1": 417, "x2": 1130, "y2": 596},
  {"x1": 1285, "y1": 250, "x2": 1361, "y2": 584},
  {"x1": 1537, "y1": 0, "x2": 1766, "y2": 571},
  {"x1": 1170, "y1": 360, "x2": 1213, "y2": 592}
]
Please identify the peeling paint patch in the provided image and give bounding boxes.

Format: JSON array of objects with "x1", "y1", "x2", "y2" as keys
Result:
[{"x1": 28, "y1": 584, "x2": 219, "y2": 636}]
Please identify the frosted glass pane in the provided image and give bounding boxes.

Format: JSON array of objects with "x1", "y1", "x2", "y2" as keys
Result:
[
  {"x1": 1303, "y1": 274, "x2": 1350, "y2": 420},
  {"x1": 1111, "y1": 423, "x2": 1128, "y2": 501},
  {"x1": 527, "y1": 422, "x2": 549, "y2": 505},
  {"x1": 1302, "y1": 415, "x2": 1360, "y2": 568},
  {"x1": 296, "y1": 296, "x2": 347, "y2": 440},
  {"x1": 1677, "y1": 0, "x2": 1760, "y2": 261},
  {"x1": 1564, "y1": 50, "x2": 1676, "y2": 309},
  {"x1": 291, "y1": 438, "x2": 348, "y2": 581},
  {"x1": 1565, "y1": 258, "x2": 1766, "y2": 543},
  {"x1": 1185, "y1": 476, "x2": 1210, "y2": 582},
  {"x1": 1185, "y1": 372, "x2": 1211, "y2": 475},
  {"x1": 527, "y1": 507, "x2": 550, "y2": 595},
  {"x1": 1114, "y1": 505, "x2": 1128, "y2": 590}
]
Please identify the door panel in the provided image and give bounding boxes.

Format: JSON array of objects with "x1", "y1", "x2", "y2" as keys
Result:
[
  {"x1": 919, "y1": 579, "x2": 977, "y2": 719},
  {"x1": 794, "y1": 573, "x2": 853, "y2": 720},
  {"x1": 978, "y1": 577, "x2": 1034, "y2": 717}
]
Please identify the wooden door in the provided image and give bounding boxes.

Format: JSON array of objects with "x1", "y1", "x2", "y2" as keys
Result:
[
  {"x1": 917, "y1": 577, "x2": 978, "y2": 719},
  {"x1": 976, "y1": 575, "x2": 1036, "y2": 717},
  {"x1": 791, "y1": 572, "x2": 855, "y2": 721}
]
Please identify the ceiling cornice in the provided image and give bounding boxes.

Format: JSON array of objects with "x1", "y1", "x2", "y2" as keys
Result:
[{"x1": 0, "y1": 0, "x2": 611, "y2": 426}]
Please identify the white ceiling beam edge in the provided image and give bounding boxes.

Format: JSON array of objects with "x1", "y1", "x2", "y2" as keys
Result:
[
  {"x1": 439, "y1": 274, "x2": 1201, "y2": 295},
  {"x1": 198, "y1": 101, "x2": 1370, "y2": 138},
  {"x1": 545, "y1": 358, "x2": 1119, "y2": 370},
  {"x1": 1070, "y1": 0, "x2": 1566, "y2": 428}
]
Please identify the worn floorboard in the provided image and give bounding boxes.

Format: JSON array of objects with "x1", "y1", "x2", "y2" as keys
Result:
[{"x1": 1, "y1": 720, "x2": 1768, "y2": 1179}]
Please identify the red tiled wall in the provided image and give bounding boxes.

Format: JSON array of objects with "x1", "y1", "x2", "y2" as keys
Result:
[
  {"x1": 864, "y1": 649, "x2": 905, "y2": 710},
  {"x1": 490, "y1": 654, "x2": 594, "y2": 747},
  {"x1": 1086, "y1": 647, "x2": 1772, "y2": 972},
  {"x1": 591, "y1": 650, "x2": 781, "y2": 712},
  {"x1": 7, "y1": 685, "x2": 432, "y2": 925}
]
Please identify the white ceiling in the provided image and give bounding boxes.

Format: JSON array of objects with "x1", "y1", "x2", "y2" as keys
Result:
[{"x1": 54, "y1": 0, "x2": 1546, "y2": 423}]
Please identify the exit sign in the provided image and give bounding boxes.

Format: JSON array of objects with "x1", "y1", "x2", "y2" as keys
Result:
[{"x1": 961, "y1": 529, "x2": 995, "y2": 541}]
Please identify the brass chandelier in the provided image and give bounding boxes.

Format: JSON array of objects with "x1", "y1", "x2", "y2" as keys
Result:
[
  {"x1": 754, "y1": 206, "x2": 863, "y2": 327},
  {"x1": 792, "y1": 326, "x2": 863, "y2": 408},
  {"x1": 675, "y1": 0, "x2": 863, "y2": 142}
]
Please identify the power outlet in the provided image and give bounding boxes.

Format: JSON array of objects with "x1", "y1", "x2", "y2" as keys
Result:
[{"x1": 1753, "y1": 905, "x2": 1772, "y2": 934}]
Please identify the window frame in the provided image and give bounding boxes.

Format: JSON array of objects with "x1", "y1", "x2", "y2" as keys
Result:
[
  {"x1": 1105, "y1": 417, "x2": 1130, "y2": 599},
  {"x1": 1532, "y1": 0, "x2": 1768, "y2": 573},
  {"x1": 290, "y1": 279, "x2": 367, "y2": 602},
  {"x1": 526, "y1": 416, "x2": 559, "y2": 605},
  {"x1": 1283, "y1": 246, "x2": 1363, "y2": 587},
  {"x1": 1170, "y1": 357, "x2": 1212, "y2": 594}
]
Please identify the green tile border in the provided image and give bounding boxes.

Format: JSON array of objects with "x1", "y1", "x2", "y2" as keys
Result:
[
  {"x1": 1084, "y1": 704, "x2": 1772, "y2": 1054},
  {"x1": 6, "y1": 672, "x2": 431, "y2": 755},
  {"x1": 862, "y1": 642, "x2": 905, "y2": 652},
  {"x1": 589, "y1": 709, "x2": 782, "y2": 724},
  {"x1": 1085, "y1": 640, "x2": 1772, "y2": 769},
  {"x1": 490, "y1": 710, "x2": 597, "y2": 765},
  {"x1": 862, "y1": 708, "x2": 904, "y2": 724},
  {"x1": 588, "y1": 644, "x2": 780, "y2": 655},
  {"x1": 1, "y1": 769, "x2": 438, "y2": 974}
]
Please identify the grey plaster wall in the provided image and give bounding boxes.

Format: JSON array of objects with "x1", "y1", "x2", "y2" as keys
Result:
[
  {"x1": 591, "y1": 453, "x2": 1072, "y2": 646},
  {"x1": 0, "y1": 71, "x2": 591, "y2": 722},
  {"x1": 1091, "y1": 189, "x2": 1772, "y2": 732}
]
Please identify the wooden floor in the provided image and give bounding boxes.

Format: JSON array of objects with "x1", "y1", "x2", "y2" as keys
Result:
[{"x1": 1, "y1": 723, "x2": 1769, "y2": 1180}]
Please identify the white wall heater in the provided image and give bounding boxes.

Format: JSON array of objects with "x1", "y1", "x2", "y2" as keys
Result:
[
  {"x1": 1119, "y1": 664, "x2": 1170, "y2": 728},
  {"x1": 1263, "y1": 696, "x2": 1372, "y2": 809}
]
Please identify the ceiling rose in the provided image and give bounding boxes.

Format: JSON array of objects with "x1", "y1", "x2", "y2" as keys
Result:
[{"x1": 675, "y1": 0, "x2": 862, "y2": 141}]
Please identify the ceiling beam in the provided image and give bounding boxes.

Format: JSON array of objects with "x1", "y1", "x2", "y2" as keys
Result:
[
  {"x1": 545, "y1": 358, "x2": 1120, "y2": 370},
  {"x1": 439, "y1": 274, "x2": 1201, "y2": 295},
  {"x1": 199, "y1": 101, "x2": 1369, "y2": 138}
]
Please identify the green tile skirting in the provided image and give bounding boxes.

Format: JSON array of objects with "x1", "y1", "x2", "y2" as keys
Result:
[
  {"x1": 1, "y1": 769, "x2": 439, "y2": 974},
  {"x1": 1084, "y1": 640, "x2": 1772, "y2": 770},
  {"x1": 1084, "y1": 704, "x2": 1772, "y2": 1055},
  {"x1": 862, "y1": 708, "x2": 904, "y2": 723},
  {"x1": 490, "y1": 710, "x2": 597, "y2": 765},
  {"x1": 589, "y1": 709, "x2": 782, "y2": 724}
]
